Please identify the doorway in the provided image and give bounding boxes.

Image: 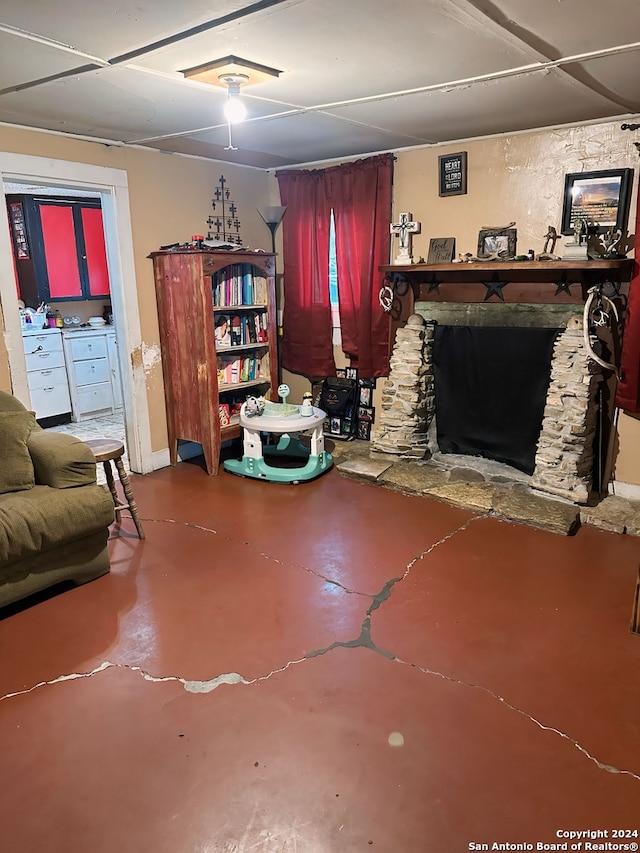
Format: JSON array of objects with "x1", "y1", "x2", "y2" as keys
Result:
[{"x1": 0, "y1": 153, "x2": 153, "y2": 475}]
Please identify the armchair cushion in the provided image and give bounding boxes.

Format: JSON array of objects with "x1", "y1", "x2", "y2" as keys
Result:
[
  {"x1": 0, "y1": 410, "x2": 38, "y2": 493},
  {"x1": 0, "y1": 485, "x2": 114, "y2": 567},
  {"x1": 28, "y1": 431, "x2": 97, "y2": 489}
]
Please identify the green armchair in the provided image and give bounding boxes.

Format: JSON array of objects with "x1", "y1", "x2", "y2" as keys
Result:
[{"x1": 0, "y1": 390, "x2": 115, "y2": 608}]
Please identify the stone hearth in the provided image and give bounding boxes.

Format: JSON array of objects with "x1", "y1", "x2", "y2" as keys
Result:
[
  {"x1": 370, "y1": 312, "x2": 604, "y2": 505},
  {"x1": 330, "y1": 439, "x2": 640, "y2": 537}
]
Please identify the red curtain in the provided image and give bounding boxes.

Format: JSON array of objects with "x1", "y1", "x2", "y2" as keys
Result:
[
  {"x1": 277, "y1": 154, "x2": 393, "y2": 379},
  {"x1": 615, "y1": 178, "x2": 640, "y2": 411},
  {"x1": 327, "y1": 154, "x2": 393, "y2": 378},
  {"x1": 276, "y1": 168, "x2": 334, "y2": 377}
]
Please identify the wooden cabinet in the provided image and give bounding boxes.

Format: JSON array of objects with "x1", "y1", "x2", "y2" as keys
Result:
[
  {"x1": 6, "y1": 195, "x2": 110, "y2": 305},
  {"x1": 62, "y1": 328, "x2": 118, "y2": 421},
  {"x1": 22, "y1": 328, "x2": 71, "y2": 420},
  {"x1": 151, "y1": 250, "x2": 278, "y2": 475}
]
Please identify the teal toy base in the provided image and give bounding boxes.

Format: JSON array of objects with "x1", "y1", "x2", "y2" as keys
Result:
[{"x1": 224, "y1": 443, "x2": 333, "y2": 484}]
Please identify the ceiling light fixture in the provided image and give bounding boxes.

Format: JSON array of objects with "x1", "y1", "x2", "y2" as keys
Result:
[
  {"x1": 220, "y1": 73, "x2": 249, "y2": 124},
  {"x1": 180, "y1": 55, "x2": 281, "y2": 152}
]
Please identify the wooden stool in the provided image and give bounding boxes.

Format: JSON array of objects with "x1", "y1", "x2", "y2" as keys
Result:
[{"x1": 85, "y1": 439, "x2": 145, "y2": 540}]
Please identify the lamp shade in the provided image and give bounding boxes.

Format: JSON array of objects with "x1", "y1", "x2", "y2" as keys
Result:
[{"x1": 258, "y1": 206, "x2": 287, "y2": 227}]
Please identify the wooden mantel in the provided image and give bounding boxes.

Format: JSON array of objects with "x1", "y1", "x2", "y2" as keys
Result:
[
  {"x1": 379, "y1": 258, "x2": 635, "y2": 351},
  {"x1": 379, "y1": 259, "x2": 634, "y2": 305}
]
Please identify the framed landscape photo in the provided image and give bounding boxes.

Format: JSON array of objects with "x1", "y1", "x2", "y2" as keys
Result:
[
  {"x1": 561, "y1": 168, "x2": 633, "y2": 235},
  {"x1": 477, "y1": 227, "x2": 517, "y2": 259}
]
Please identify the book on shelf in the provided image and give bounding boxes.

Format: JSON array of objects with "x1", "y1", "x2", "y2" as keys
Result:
[
  {"x1": 217, "y1": 353, "x2": 260, "y2": 385},
  {"x1": 211, "y1": 263, "x2": 269, "y2": 307},
  {"x1": 230, "y1": 315, "x2": 242, "y2": 346},
  {"x1": 213, "y1": 309, "x2": 268, "y2": 348},
  {"x1": 215, "y1": 314, "x2": 231, "y2": 346}
]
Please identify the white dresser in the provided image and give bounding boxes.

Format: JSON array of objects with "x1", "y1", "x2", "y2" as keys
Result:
[
  {"x1": 22, "y1": 328, "x2": 71, "y2": 420},
  {"x1": 62, "y1": 328, "x2": 122, "y2": 422}
]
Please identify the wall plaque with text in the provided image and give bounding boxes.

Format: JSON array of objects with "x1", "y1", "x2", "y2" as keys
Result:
[
  {"x1": 427, "y1": 238, "x2": 456, "y2": 264},
  {"x1": 439, "y1": 152, "x2": 468, "y2": 197}
]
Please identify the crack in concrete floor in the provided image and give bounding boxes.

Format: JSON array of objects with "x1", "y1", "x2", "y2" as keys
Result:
[
  {"x1": 3, "y1": 512, "x2": 638, "y2": 784},
  {"x1": 144, "y1": 518, "x2": 369, "y2": 598}
]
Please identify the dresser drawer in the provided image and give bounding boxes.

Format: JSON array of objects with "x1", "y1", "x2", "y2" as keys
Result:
[
  {"x1": 74, "y1": 358, "x2": 110, "y2": 387},
  {"x1": 30, "y1": 384, "x2": 71, "y2": 419},
  {"x1": 23, "y1": 332, "x2": 63, "y2": 355},
  {"x1": 27, "y1": 365, "x2": 69, "y2": 392},
  {"x1": 25, "y1": 349, "x2": 66, "y2": 372},
  {"x1": 67, "y1": 336, "x2": 108, "y2": 361},
  {"x1": 75, "y1": 382, "x2": 113, "y2": 416}
]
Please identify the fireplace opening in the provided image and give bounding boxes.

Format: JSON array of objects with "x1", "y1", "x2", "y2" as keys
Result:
[{"x1": 432, "y1": 326, "x2": 560, "y2": 475}]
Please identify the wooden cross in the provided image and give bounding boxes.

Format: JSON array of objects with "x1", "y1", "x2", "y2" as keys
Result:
[{"x1": 390, "y1": 212, "x2": 420, "y2": 264}]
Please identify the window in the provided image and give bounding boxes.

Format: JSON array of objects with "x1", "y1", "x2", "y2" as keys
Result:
[{"x1": 328, "y1": 210, "x2": 341, "y2": 345}]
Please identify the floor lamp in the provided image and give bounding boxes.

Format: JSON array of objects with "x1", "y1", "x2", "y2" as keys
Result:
[{"x1": 257, "y1": 206, "x2": 287, "y2": 383}]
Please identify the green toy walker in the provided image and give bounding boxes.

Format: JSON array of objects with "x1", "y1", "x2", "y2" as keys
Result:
[{"x1": 223, "y1": 385, "x2": 333, "y2": 484}]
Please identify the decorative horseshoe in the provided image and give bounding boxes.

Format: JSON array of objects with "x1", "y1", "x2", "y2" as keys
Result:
[
  {"x1": 379, "y1": 285, "x2": 394, "y2": 313},
  {"x1": 583, "y1": 287, "x2": 619, "y2": 376}
]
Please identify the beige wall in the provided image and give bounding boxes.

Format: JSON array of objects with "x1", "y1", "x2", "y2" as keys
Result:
[
  {"x1": 280, "y1": 119, "x2": 640, "y2": 484},
  {"x1": 391, "y1": 120, "x2": 639, "y2": 485},
  {"x1": 392, "y1": 121, "x2": 638, "y2": 264},
  {"x1": 0, "y1": 125, "x2": 270, "y2": 451}
]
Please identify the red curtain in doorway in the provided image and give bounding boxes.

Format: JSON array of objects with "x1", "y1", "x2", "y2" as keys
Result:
[
  {"x1": 276, "y1": 168, "x2": 334, "y2": 377},
  {"x1": 615, "y1": 178, "x2": 640, "y2": 411},
  {"x1": 327, "y1": 154, "x2": 393, "y2": 378}
]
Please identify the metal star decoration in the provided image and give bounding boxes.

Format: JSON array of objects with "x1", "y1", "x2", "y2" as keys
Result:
[
  {"x1": 427, "y1": 275, "x2": 440, "y2": 294},
  {"x1": 483, "y1": 273, "x2": 508, "y2": 301},
  {"x1": 554, "y1": 275, "x2": 573, "y2": 296}
]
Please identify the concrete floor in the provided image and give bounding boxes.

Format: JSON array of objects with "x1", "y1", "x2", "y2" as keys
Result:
[{"x1": 1, "y1": 458, "x2": 639, "y2": 851}]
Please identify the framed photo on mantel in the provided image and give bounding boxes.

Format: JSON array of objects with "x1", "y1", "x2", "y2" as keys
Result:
[{"x1": 439, "y1": 152, "x2": 468, "y2": 197}]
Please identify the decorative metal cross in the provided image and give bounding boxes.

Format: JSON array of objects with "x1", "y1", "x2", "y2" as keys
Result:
[
  {"x1": 390, "y1": 212, "x2": 421, "y2": 265},
  {"x1": 206, "y1": 175, "x2": 243, "y2": 245}
]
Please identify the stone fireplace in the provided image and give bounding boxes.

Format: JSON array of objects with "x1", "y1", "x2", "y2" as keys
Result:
[{"x1": 370, "y1": 259, "x2": 633, "y2": 506}]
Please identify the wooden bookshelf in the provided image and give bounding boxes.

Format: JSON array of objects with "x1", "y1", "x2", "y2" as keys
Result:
[{"x1": 151, "y1": 250, "x2": 277, "y2": 475}]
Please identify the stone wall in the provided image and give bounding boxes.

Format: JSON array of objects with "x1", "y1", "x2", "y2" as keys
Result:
[
  {"x1": 370, "y1": 314, "x2": 434, "y2": 459},
  {"x1": 529, "y1": 317, "x2": 601, "y2": 503}
]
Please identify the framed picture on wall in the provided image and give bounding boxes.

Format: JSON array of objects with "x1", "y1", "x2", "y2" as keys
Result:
[
  {"x1": 359, "y1": 386, "x2": 372, "y2": 407},
  {"x1": 357, "y1": 421, "x2": 371, "y2": 441},
  {"x1": 438, "y1": 152, "x2": 468, "y2": 197},
  {"x1": 357, "y1": 405, "x2": 374, "y2": 423},
  {"x1": 8, "y1": 202, "x2": 30, "y2": 259},
  {"x1": 329, "y1": 417, "x2": 342, "y2": 435},
  {"x1": 561, "y1": 168, "x2": 634, "y2": 235}
]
